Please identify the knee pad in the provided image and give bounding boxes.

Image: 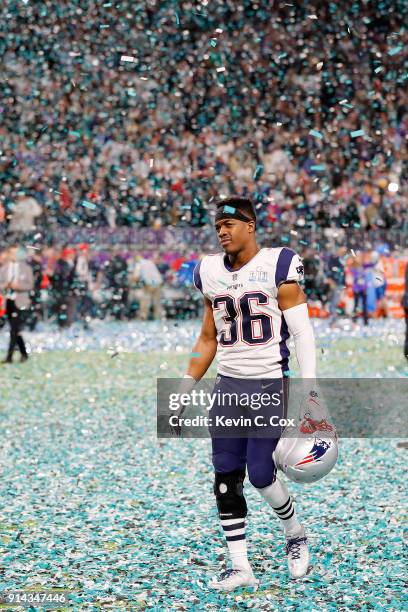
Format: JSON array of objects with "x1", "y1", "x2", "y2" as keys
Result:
[{"x1": 213, "y1": 469, "x2": 247, "y2": 519}]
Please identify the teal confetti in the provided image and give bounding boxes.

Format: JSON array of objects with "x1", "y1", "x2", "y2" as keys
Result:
[
  {"x1": 223, "y1": 205, "x2": 236, "y2": 214},
  {"x1": 374, "y1": 67, "x2": 383, "y2": 74},
  {"x1": 0, "y1": 322, "x2": 405, "y2": 609},
  {"x1": 190, "y1": 352, "x2": 201, "y2": 358},
  {"x1": 81, "y1": 200, "x2": 97, "y2": 210},
  {"x1": 350, "y1": 129, "x2": 365, "y2": 138},
  {"x1": 175, "y1": 11, "x2": 180, "y2": 25},
  {"x1": 309, "y1": 129, "x2": 323, "y2": 139},
  {"x1": 310, "y1": 164, "x2": 326, "y2": 171},
  {"x1": 388, "y1": 46, "x2": 402, "y2": 56},
  {"x1": 253, "y1": 164, "x2": 263, "y2": 180}
]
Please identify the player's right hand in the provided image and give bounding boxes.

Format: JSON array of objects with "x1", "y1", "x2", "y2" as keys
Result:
[
  {"x1": 169, "y1": 375, "x2": 196, "y2": 437},
  {"x1": 169, "y1": 406, "x2": 186, "y2": 437}
]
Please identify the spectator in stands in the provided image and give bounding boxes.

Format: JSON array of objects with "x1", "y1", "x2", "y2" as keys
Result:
[
  {"x1": 0, "y1": 245, "x2": 33, "y2": 363},
  {"x1": 27, "y1": 247, "x2": 44, "y2": 330},
  {"x1": 302, "y1": 248, "x2": 321, "y2": 302},
  {"x1": 402, "y1": 258, "x2": 408, "y2": 361},
  {"x1": 105, "y1": 247, "x2": 129, "y2": 320},
  {"x1": 372, "y1": 251, "x2": 389, "y2": 318},
  {"x1": 75, "y1": 243, "x2": 95, "y2": 328},
  {"x1": 326, "y1": 246, "x2": 347, "y2": 327},
  {"x1": 50, "y1": 248, "x2": 78, "y2": 328},
  {"x1": 8, "y1": 192, "x2": 42, "y2": 234},
  {"x1": 130, "y1": 255, "x2": 164, "y2": 321},
  {"x1": 351, "y1": 254, "x2": 369, "y2": 326}
]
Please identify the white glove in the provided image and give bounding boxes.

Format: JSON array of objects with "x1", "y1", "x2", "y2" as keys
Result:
[
  {"x1": 298, "y1": 388, "x2": 335, "y2": 435},
  {"x1": 170, "y1": 375, "x2": 196, "y2": 437}
]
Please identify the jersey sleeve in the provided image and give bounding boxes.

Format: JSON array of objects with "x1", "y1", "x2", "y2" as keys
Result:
[
  {"x1": 193, "y1": 259, "x2": 203, "y2": 294},
  {"x1": 275, "y1": 248, "x2": 304, "y2": 287}
]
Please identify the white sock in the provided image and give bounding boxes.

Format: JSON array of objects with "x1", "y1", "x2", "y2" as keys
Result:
[
  {"x1": 220, "y1": 517, "x2": 252, "y2": 572},
  {"x1": 257, "y1": 477, "x2": 303, "y2": 538}
]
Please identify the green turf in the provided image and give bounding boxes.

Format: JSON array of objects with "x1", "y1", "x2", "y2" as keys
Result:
[{"x1": 0, "y1": 333, "x2": 406, "y2": 610}]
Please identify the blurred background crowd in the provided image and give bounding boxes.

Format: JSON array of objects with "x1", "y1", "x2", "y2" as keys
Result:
[
  {"x1": 0, "y1": 241, "x2": 404, "y2": 328},
  {"x1": 0, "y1": 0, "x2": 407, "y2": 361},
  {"x1": 0, "y1": 0, "x2": 406, "y2": 235}
]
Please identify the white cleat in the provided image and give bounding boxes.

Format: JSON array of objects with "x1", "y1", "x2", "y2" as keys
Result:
[
  {"x1": 286, "y1": 530, "x2": 309, "y2": 579},
  {"x1": 209, "y1": 568, "x2": 259, "y2": 592}
]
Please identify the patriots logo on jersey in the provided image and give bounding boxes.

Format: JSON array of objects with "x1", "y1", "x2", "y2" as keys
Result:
[{"x1": 294, "y1": 438, "x2": 330, "y2": 467}]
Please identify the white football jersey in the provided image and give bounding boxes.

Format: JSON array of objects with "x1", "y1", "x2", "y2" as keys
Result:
[{"x1": 193, "y1": 247, "x2": 304, "y2": 379}]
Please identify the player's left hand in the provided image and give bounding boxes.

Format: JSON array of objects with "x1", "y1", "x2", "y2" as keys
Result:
[{"x1": 299, "y1": 389, "x2": 334, "y2": 433}]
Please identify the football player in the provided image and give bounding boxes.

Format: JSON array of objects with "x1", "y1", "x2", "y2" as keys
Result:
[{"x1": 177, "y1": 197, "x2": 318, "y2": 591}]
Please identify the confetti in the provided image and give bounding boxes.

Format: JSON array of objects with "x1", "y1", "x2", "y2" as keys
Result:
[
  {"x1": 253, "y1": 164, "x2": 263, "y2": 180},
  {"x1": 81, "y1": 200, "x2": 97, "y2": 210},
  {"x1": 309, "y1": 129, "x2": 323, "y2": 139},
  {"x1": 350, "y1": 129, "x2": 365, "y2": 138},
  {"x1": 223, "y1": 205, "x2": 236, "y2": 214},
  {"x1": 0, "y1": 320, "x2": 406, "y2": 610},
  {"x1": 388, "y1": 46, "x2": 402, "y2": 56}
]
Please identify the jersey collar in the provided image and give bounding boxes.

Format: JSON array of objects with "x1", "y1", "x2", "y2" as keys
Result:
[{"x1": 223, "y1": 248, "x2": 264, "y2": 273}]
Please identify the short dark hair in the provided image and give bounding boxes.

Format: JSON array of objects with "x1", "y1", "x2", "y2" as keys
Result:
[{"x1": 214, "y1": 196, "x2": 256, "y2": 221}]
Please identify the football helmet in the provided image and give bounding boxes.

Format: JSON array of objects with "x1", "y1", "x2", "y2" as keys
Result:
[{"x1": 273, "y1": 417, "x2": 338, "y2": 484}]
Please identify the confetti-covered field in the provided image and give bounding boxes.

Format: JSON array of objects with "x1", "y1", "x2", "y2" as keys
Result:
[{"x1": 0, "y1": 319, "x2": 407, "y2": 611}]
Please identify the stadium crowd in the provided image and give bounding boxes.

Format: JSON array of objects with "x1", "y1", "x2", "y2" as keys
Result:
[
  {"x1": 0, "y1": 0, "x2": 406, "y2": 236},
  {"x1": 0, "y1": 241, "x2": 398, "y2": 328}
]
